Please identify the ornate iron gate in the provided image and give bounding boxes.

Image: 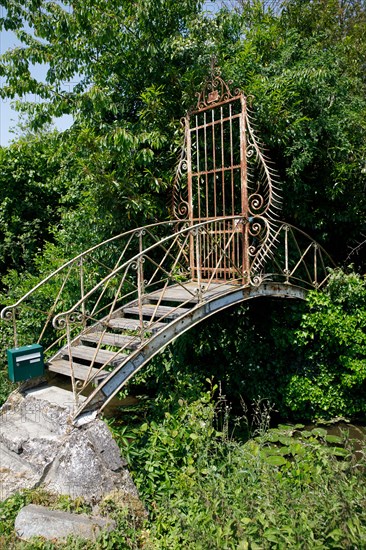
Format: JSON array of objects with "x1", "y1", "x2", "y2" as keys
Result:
[{"x1": 173, "y1": 70, "x2": 281, "y2": 284}]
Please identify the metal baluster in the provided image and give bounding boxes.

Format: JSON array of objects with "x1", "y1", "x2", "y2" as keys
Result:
[
  {"x1": 196, "y1": 115, "x2": 200, "y2": 219},
  {"x1": 195, "y1": 228, "x2": 202, "y2": 300},
  {"x1": 229, "y1": 103, "x2": 234, "y2": 217},
  {"x1": 79, "y1": 257, "x2": 86, "y2": 329},
  {"x1": 66, "y1": 316, "x2": 78, "y2": 408},
  {"x1": 204, "y1": 112, "x2": 208, "y2": 218},
  {"x1": 284, "y1": 225, "x2": 289, "y2": 283},
  {"x1": 137, "y1": 231, "x2": 145, "y2": 338},
  {"x1": 212, "y1": 108, "x2": 216, "y2": 218},
  {"x1": 13, "y1": 311, "x2": 18, "y2": 349}
]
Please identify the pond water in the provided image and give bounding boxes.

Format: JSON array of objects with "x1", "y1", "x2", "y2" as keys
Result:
[
  {"x1": 303, "y1": 421, "x2": 366, "y2": 457},
  {"x1": 47, "y1": 374, "x2": 366, "y2": 451}
]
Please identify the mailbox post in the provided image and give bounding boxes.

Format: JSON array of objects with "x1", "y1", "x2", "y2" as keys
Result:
[{"x1": 7, "y1": 344, "x2": 44, "y2": 383}]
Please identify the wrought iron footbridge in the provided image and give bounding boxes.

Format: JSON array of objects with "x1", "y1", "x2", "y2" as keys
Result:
[
  {"x1": 1, "y1": 220, "x2": 333, "y2": 422},
  {"x1": 1, "y1": 71, "x2": 334, "y2": 423}
]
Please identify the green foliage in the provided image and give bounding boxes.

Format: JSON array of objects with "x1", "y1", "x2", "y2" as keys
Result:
[
  {"x1": 0, "y1": 1, "x2": 363, "y2": 420},
  {"x1": 0, "y1": 492, "x2": 28, "y2": 539},
  {"x1": 162, "y1": 299, "x2": 305, "y2": 418},
  {"x1": 0, "y1": 391, "x2": 365, "y2": 548},
  {"x1": 0, "y1": 0, "x2": 213, "y2": 260},
  {"x1": 0, "y1": 133, "x2": 64, "y2": 276},
  {"x1": 155, "y1": 268, "x2": 366, "y2": 422},
  {"x1": 284, "y1": 269, "x2": 366, "y2": 419},
  {"x1": 115, "y1": 391, "x2": 366, "y2": 549},
  {"x1": 0, "y1": 0, "x2": 365, "y2": 265},
  {"x1": 127, "y1": 389, "x2": 219, "y2": 503},
  {"x1": 0, "y1": 2, "x2": 364, "y2": 399},
  {"x1": 0, "y1": 1, "x2": 365, "y2": 547},
  {"x1": 222, "y1": 0, "x2": 366, "y2": 260}
]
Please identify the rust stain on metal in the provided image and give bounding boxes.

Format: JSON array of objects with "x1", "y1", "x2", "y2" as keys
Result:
[
  {"x1": 208, "y1": 90, "x2": 219, "y2": 103},
  {"x1": 173, "y1": 66, "x2": 282, "y2": 284}
]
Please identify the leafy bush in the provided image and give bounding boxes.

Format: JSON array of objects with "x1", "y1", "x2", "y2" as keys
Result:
[
  {"x1": 159, "y1": 269, "x2": 366, "y2": 422},
  {"x1": 284, "y1": 269, "x2": 366, "y2": 420},
  {"x1": 121, "y1": 391, "x2": 366, "y2": 549}
]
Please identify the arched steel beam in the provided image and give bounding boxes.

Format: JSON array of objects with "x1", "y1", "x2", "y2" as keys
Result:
[{"x1": 73, "y1": 282, "x2": 306, "y2": 424}]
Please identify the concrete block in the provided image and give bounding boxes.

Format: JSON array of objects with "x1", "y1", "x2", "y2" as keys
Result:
[{"x1": 15, "y1": 504, "x2": 116, "y2": 541}]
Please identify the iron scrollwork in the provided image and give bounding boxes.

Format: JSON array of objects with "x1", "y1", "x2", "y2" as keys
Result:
[{"x1": 195, "y1": 71, "x2": 240, "y2": 110}]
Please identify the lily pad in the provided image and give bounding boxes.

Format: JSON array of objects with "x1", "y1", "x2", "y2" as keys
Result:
[
  {"x1": 325, "y1": 434, "x2": 343, "y2": 445},
  {"x1": 311, "y1": 427, "x2": 327, "y2": 438}
]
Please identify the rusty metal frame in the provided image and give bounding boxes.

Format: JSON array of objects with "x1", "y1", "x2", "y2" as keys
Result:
[
  {"x1": 173, "y1": 69, "x2": 281, "y2": 284},
  {"x1": 1, "y1": 216, "x2": 334, "y2": 417}
]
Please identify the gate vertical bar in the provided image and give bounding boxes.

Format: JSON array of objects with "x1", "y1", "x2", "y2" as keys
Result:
[
  {"x1": 196, "y1": 114, "x2": 200, "y2": 221},
  {"x1": 240, "y1": 95, "x2": 250, "y2": 283},
  {"x1": 186, "y1": 115, "x2": 195, "y2": 279}
]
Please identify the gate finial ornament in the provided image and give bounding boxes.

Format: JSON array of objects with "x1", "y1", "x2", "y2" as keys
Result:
[{"x1": 195, "y1": 62, "x2": 239, "y2": 109}]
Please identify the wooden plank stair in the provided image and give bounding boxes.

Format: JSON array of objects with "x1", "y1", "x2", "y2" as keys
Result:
[
  {"x1": 47, "y1": 286, "x2": 194, "y2": 384},
  {"x1": 48, "y1": 359, "x2": 108, "y2": 382},
  {"x1": 103, "y1": 317, "x2": 165, "y2": 332},
  {"x1": 63, "y1": 344, "x2": 128, "y2": 365},
  {"x1": 81, "y1": 332, "x2": 140, "y2": 350},
  {"x1": 122, "y1": 303, "x2": 189, "y2": 321},
  {"x1": 148, "y1": 287, "x2": 199, "y2": 304}
]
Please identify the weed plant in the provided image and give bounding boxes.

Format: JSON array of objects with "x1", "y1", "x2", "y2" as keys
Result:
[
  {"x1": 0, "y1": 382, "x2": 365, "y2": 549},
  {"x1": 124, "y1": 388, "x2": 366, "y2": 549}
]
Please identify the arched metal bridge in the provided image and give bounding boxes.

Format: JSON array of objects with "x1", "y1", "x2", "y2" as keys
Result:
[
  {"x1": 1, "y1": 71, "x2": 335, "y2": 423},
  {"x1": 1, "y1": 219, "x2": 333, "y2": 423}
]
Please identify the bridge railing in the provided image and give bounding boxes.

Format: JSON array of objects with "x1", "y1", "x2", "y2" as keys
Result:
[
  {"x1": 56, "y1": 218, "x2": 334, "y2": 409},
  {"x1": 46, "y1": 216, "x2": 250, "y2": 404},
  {"x1": 251, "y1": 223, "x2": 335, "y2": 289},
  {"x1": 50, "y1": 216, "x2": 250, "y2": 334},
  {"x1": 0, "y1": 220, "x2": 187, "y2": 353},
  {"x1": 1, "y1": 218, "x2": 334, "y2": 385}
]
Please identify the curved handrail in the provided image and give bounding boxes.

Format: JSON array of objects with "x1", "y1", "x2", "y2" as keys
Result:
[
  {"x1": 1, "y1": 215, "x2": 333, "y2": 324},
  {"x1": 0, "y1": 219, "x2": 180, "y2": 321},
  {"x1": 51, "y1": 216, "x2": 247, "y2": 327},
  {"x1": 259, "y1": 222, "x2": 335, "y2": 277}
]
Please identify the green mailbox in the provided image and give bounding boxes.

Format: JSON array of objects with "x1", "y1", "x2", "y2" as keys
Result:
[{"x1": 7, "y1": 344, "x2": 44, "y2": 383}]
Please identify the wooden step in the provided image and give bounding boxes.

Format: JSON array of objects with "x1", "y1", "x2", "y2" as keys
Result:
[
  {"x1": 104, "y1": 317, "x2": 165, "y2": 333},
  {"x1": 47, "y1": 359, "x2": 108, "y2": 381},
  {"x1": 147, "y1": 286, "x2": 199, "y2": 304},
  {"x1": 81, "y1": 331, "x2": 140, "y2": 350},
  {"x1": 122, "y1": 304, "x2": 189, "y2": 321},
  {"x1": 62, "y1": 345, "x2": 127, "y2": 366}
]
